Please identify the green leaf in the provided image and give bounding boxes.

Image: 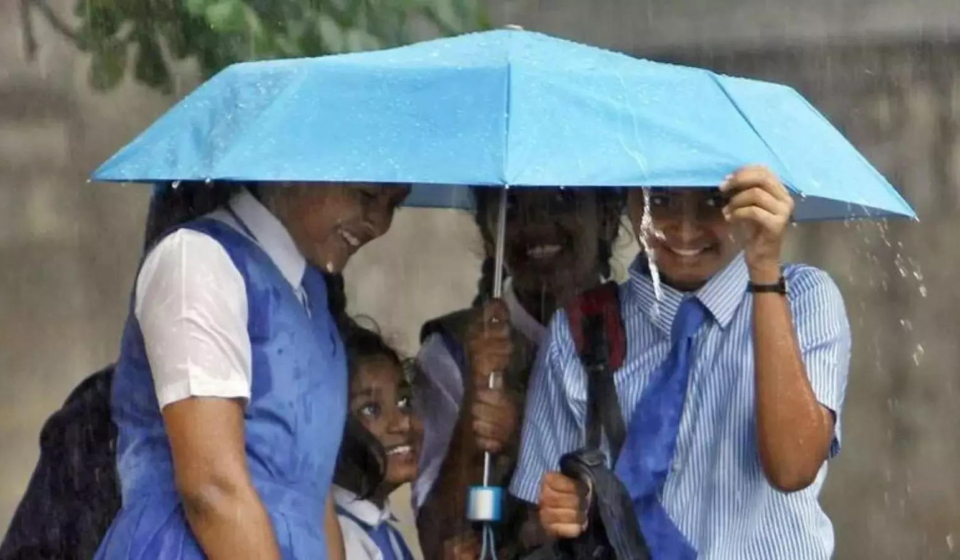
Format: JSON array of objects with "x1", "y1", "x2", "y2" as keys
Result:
[
  {"x1": 74, "y1": 0, "x2": 119, "y2": 18},
  {"x1": 83, "y1": 5, "x2": 123, "y2": 39},
  {"x1": 88, "y1": 39, "x2": 127, "y2": 91},
  {"x1": 316, "y1": 14, "x2": 344, "y2": 53},
  {"x1": 134, "y1": 34, "x2": 172, "y2": 94},
  {"x1": 185, "y1": 0, "x2": 210, "y2": 17},
  {"x1": 344, "y1": 28, "x2": 380, "y2": 52},
  {"x1": 205, "y1": 0, "x2": 247, "y2": 33}
]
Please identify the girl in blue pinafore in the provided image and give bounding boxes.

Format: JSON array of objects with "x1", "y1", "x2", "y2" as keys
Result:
[
  {"x1": 331, "y1": 322, "x2": 422, "y2": 560},
  {"x1": 95, "y1": 181, "x2": 410, "y2": 560}
]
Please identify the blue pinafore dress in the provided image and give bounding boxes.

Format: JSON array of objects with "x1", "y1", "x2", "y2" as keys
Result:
[{"x1": 95, "y1": 216, "x2": 346, "y2": 559}]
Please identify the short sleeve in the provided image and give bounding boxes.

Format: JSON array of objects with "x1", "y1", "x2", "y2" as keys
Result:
[
  {"x1": 411, "y1": 333, "x2": 465, "y2": 512},
  {"x1": 788, "y1": 266, "x2": 852, "y2": 457},
  {"x1": 509, "y1": 311, "x2": 586, "y2": 504},
  {"x1": 135, "y1": 229, "x2": 252, "y2": 409}
]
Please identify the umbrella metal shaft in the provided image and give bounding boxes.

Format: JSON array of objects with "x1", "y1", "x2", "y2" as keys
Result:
[{"x1": 484, "y1": 187, "x2": 508, "y2": 487}]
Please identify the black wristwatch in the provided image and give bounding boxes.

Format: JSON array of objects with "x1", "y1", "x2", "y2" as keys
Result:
[{"x1": 748, "y1": 276, "x2": 788, "y2": 295}]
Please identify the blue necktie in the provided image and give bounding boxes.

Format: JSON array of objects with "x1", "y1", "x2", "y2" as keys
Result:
[
  {"x1": 368, "y1": 522, "x2": 415, "y2": 560},
  {"x1": 615, "y1": 296, "x2": 707, "y2": 560}
]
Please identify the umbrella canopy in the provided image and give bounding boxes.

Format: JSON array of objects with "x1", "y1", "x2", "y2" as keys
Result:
[{"x1": 93, "y1": 28, "x2": 915, "y2": 221}]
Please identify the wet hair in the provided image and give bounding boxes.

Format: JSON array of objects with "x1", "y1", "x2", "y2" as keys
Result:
[
  {"x1": 142, "y1": 181, "x2": 255, "y2": 250},
  {"x1": 470, "y1": 187, "x2": 624, "y2": 305},
  {"x1": 332, "y1": 321, "x2": 406, "y2": 500}
]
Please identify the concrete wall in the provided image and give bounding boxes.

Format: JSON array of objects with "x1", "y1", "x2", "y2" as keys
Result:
[{"x1": 491, "y1": 0, "x2": 960, "y2": 51}]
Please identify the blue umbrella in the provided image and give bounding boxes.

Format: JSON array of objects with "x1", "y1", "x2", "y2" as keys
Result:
[{"x1": 92, "y1": 28, "x2": 914, "y2": 221}]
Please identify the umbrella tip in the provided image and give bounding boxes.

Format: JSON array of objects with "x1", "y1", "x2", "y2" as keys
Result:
[{"x1": 503, "y1": 24, "x2": 524, "y2": 31}]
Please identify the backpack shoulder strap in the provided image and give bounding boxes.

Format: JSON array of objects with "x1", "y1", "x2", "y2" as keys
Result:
[
  {"x1": 420, "y1": 309, "x2": 475, "y2": 374},
  {"x1": 565, "y1": 282, "x2": 627, "y2": 463}
]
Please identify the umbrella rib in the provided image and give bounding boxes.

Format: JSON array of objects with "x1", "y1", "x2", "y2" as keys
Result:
[{"x1": 707, "y1": 72, "x2": 798, "y2": 194}]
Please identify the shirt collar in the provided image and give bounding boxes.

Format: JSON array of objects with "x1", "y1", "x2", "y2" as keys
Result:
[
  {"x1": 332, "y1": 486, "x2": 394, "y2": 528},
  {"x1": 627, "y1": 251, "x2": 749, "y2": 335},
  {"x1": 503, "y1": 277, "x2": 548, "y2": 345},
  {"x1": 228, "y1": 189, "x2": 307, "y2": 290}
]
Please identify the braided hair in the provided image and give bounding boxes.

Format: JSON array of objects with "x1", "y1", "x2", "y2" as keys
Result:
[{"x1": 470, "y1": 187, "x2": 623, "y2": 305}]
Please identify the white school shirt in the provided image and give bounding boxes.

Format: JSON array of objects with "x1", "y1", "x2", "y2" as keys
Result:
[
  {"x1": 135, "y1": 189, "x2": 307, "y2": 408},
  {"x1": 334, "y1": 486, "x2": 411, "y2": 560},
  {"x1": 511, "y1": 253, "x2": 852, "y2": 559}
]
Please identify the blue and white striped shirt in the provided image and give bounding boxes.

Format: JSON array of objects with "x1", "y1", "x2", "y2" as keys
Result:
[{"x1": 510, "y1": 252, "x2": 851, "y2": 559}]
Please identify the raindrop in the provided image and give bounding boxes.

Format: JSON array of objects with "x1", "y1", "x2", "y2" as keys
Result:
[
  {"x1": 172, "y1": 180, "x2": 181, "y2": 190},
  {"x1": 638, "y1": 187, "x2": 663, "y2": 316},
  {"x1": 899, "y1": 318, "x2": 913, "y2": 331},
  {"x1": 912, "y1": 344, "x2": 925, "y2": 366},
  {"x1": 947, "y1": 534, "x2": 955, "y2": 552},
  {"x1": 919, "y1": 285, "x2": 928, "y2": 298}
]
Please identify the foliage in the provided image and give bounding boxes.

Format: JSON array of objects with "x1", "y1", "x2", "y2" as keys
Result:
[{"x1": 22, "y1": 0, "x2": 489, "y2": 94}]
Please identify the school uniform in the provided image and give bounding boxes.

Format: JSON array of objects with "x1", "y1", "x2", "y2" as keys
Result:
[
  {"x1": 511, "y1": 253, "x2": 851, "y2": 560},
  {"x1": 334, "y1": 486, "x2": 415, "y2": 560},
  {"x1": 95, "y1": 189, "x2": 347, "y2": 559}
]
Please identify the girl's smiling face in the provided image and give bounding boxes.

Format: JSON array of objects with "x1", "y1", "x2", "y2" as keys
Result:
[
  {"x1": 266, "y1": 182, "x2": 410, "y2": 274},
  {"x1": 478, "y1": 187, "x2": 621, "y2": 300},
  {"x1": 628, "y1": 188, "x2": 741, "y2": 291},
  {"x1": 349, "y1": 356, "x2": 422, "y2": 487}
]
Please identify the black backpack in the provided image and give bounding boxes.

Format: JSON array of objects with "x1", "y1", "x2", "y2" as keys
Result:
[
  {"x1": 0, "y1": 366, "x2": 120, "y2": 560},
  {"x1": 524, "y1": 283, "x2": 651, "y2": 560}
]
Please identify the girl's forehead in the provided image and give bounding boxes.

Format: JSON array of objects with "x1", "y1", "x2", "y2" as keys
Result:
[{"x1": 353, "y1": 356, "x2": 403, "y2": 385}]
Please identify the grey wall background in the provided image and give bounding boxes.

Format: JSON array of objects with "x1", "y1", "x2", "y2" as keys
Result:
[{"x1": 2, "y1": 1, "x2": 959, "y2": 558}]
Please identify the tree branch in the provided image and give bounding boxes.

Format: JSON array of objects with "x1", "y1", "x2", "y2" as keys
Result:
[
  {"x1": 26, "y1": 0, "x2": 84, "y2": 49},
  {"x1": 19, "y1": 0, "x2": 38, "y2": 58}
]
